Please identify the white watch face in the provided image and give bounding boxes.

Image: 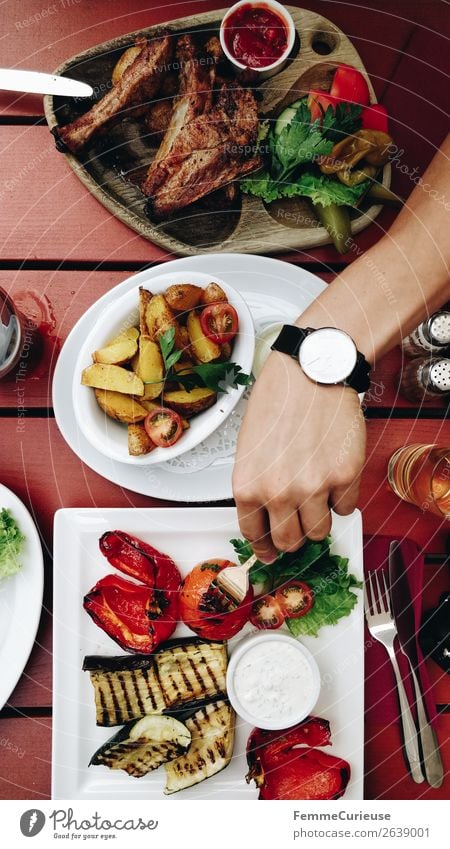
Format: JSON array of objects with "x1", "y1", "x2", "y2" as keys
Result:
[{"x1": 299, "y1": 328, "x2": 358, "y2": 384}]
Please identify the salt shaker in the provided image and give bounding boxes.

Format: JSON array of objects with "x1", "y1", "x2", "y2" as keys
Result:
[
  {"x1": 400, "y1": 356, "x2": 450, "y2": 402},
  {"x1": 402, "y1": 311, "x2": 450, "y2": 357}
]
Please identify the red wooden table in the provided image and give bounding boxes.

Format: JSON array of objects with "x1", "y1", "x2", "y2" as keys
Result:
[{"x1": 0, "y1": 0, "x2": 449, "y2": 801}]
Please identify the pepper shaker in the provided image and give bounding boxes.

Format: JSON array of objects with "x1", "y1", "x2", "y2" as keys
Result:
[
  {"x1": 402, "y1": 311, "x2": 450, "y2": 357},
  {"x1": 400, "y1": 356, "x2": 450, "y2": 402}
]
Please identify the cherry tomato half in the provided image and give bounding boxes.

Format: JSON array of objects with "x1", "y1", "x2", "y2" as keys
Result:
[
  {"x1": 274, "y1": 581, "x2": 314, "y2": 619},
  {"x1": 250, "y1": 594, "x2": 285, "y2": 630},
  {"x1": 200, "y1": 303, "x2": 239, "y2": 344},
  {"x1": 144, "y1": 407, "x2": 183, "y2": 448}
]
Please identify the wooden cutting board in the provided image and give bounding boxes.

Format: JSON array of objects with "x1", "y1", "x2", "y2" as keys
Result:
[{"x1": 44, "y1": 5, "x2": 391, "y2": 258}]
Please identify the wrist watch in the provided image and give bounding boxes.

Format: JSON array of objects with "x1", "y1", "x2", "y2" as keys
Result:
[{"x1": 271, "y1": 325, "x2": 371, "y2": 393}]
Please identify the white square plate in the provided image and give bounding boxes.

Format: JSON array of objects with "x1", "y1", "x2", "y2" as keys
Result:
[{"x1": 53, "y1": 507, "x2": 364, "y2": 800}]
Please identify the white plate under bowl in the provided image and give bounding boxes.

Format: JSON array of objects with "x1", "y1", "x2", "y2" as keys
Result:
[
  {"x1": 52, "y1": 506, "x2": 364, "y2": 800},
  {"x1": 0, "y1": 483, "x2": 44, "y2": 709},
  {"x1": 72, "y1": 270, "x2": 255, "y2": 466},
  {"x1": 53, "y1": 254, "x2": 326, "y2": 500}
]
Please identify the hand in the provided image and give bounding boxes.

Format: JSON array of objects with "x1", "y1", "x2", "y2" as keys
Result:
[{"x1": 232, "y1": 351, "x2": 366, "y2": 563}]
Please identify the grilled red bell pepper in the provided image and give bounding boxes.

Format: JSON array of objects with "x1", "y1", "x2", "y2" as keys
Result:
[
  {"x1": 246, "y1": 718, "x2": 350, "y2": 800},
  {"x1": 361, "y1": 103, "x2": 389, "y2": 133},
  {"x1": 99, "y1": 531, "x2": 181, "y2": 594},
  {"x1": 83, "y1": 532, "x2": 181, "y2": 653}
]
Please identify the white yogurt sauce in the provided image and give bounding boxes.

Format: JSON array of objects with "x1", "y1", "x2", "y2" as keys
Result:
[{"x1": 233, "y1": 640, "x2": 315, "y2": 724}]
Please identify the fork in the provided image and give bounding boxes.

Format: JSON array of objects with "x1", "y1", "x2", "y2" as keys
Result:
[
  {"x1": 213, "y1": 553, "x2": 258, "y2": 606},
  {"x1": 364, "y1": 570, "x2": 424, "y2": 784}
]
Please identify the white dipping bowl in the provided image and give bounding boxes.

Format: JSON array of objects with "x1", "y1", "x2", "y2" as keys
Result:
[
  {"x1": 227, "y1": 631, "x2": 320, "y2": 730},
  {"x1": 72, "y1": 270, "x2": 255, "y2": 466},
  {"x1": 220, "y1": 0, "x2": 296, "y2": 80}
]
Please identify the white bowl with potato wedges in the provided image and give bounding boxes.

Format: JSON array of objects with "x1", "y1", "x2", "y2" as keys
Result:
[{"x1": 72, "y1": 271, "x2": 255, "y2": 465}]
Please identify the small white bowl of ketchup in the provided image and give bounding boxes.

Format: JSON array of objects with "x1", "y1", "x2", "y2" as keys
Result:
[{"x1": 220, "y1": 0, "x2": 296, "y2": 79}]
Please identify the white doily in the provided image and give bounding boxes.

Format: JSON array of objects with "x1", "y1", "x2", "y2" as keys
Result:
[{"x1": 161, "y1": 292, "x2": 297, "y2": 475}]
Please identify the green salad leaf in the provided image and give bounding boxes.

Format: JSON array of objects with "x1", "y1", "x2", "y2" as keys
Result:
[
  {"x1": 231, "y1": 536, "x2": 362, "y2": 638},
  {"x1": 240, "y1": 98, "x2": 368, "y2": 208},
  {"x1": 0, "y1": 508, "x2": 25, "y2": 581}
]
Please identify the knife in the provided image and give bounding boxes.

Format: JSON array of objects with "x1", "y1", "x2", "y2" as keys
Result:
[
  {"x1": 0, "y1": 69, "x2": 93, "y2": 97},
  {"x1": 389, "y1": 541, "x2": 444, "y2": 788}
]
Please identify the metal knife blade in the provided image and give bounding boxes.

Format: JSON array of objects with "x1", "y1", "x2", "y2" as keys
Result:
[
  {"x1": 0, "y1": 69, "x2": 93, "y2": 97},
  {"x1": 389, "y1": 540, "x2": 444, "y2": 788}
]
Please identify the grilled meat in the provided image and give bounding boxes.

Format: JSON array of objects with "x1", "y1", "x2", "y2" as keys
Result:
[
  {"x1": 84, "y1": 638, "x2": 228, "y2": 726},
  {"x1": 142, "y1": 82, "x2": 261, "y2": 217},
  {"x1": 164, "y1": 700, "x2": 235, "y2": 794},
  {"x1": 148, "y1": 34, "x2": 215, "y2": 174},
  {"x1": 55, "y1": 32, "x2": 174, "y2": 153},
  {"x1": 90, "y1": 714, "x2": 191, "y2": 778}
]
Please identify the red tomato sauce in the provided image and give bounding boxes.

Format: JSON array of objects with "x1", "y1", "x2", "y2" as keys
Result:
[{"x1": 223, "y1": 3, "x2": 289, "y2": 69}]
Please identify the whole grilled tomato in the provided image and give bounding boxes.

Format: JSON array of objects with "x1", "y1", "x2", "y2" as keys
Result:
[{"x1": 179, "y1": 559, "x2": 253, "y2": 641}]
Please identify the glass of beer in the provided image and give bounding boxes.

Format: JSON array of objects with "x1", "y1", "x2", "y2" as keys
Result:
[{"x1": 387, "y1": 444, "x2": 450, "y2": 518}]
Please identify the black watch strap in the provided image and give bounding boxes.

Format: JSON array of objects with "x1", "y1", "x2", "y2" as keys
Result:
[{"x1": 271, "y1": 325, "x2": 371, "y2": 393}]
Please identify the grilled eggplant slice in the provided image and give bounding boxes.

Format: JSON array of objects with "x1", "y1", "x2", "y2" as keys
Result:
[
  {"x1": 84, "y1": 638, "x2": 228, "y2": 726},
  {"x1": 83, "y1": 655, "x2": 165, "y2": 727},
  {"x1": 164, "y1": 700, "x2": 235, "y2": 794},
  {"x1": 90, "y1": 714, "x2": 191, "y2": 778},
  {"x1": 154, "y1": 639, "x2": 227, "y2": 709}
]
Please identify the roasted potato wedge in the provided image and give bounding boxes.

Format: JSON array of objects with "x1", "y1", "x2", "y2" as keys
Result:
[
  {"x1": 165, "y1": 284, "x2": 203, "y2": 313},
  {"x1": 81, "y1": 363, "x2": 144, "y2": 396},
  {"x1": 92, "y1": 327, "x2": 139, "y2": 365},
  {"x1": 128, "y1": 423, "x2": 156, "y2": 456},
  {"x1": 218, "y1": 342, "x2": 232, "y2": 361},
  {"x1": 187, "y1": 310, "x2": 221, "y2": 363},
  {"x1": 133, "y1": 335, "x2": 164, "y2": 400},
  {"x1": 94, "y1": 389, "x2": 148, "y2": 423},
  {"x1": 200, "y1": 283, "x2": 228, "y2": 305},
  {"x1": 145, "y1": 294, "x2": 184, "y2": 349},
  {"x1": 139, "y1": 288, "x2": 153, "y2": 336},
  {"x1": 139, "y1": 398, "x2": 190, "y2": 430},
  {"x1": 163, "y1": 388, "x2": 217, "y2": 417},
  {"x1": 112, "y1": 44, "x2": 143, "y2": 86}
]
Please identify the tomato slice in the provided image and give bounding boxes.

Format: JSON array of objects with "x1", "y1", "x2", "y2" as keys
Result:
[
  {"x1": 330, "y1": 64, "x2": 370, "y2": 106},
  {"x1": 250, "y1": 594, "x2": 285, "y2": 630},
  {"x1": 307, "y1": 90, "x2": 343, "y2": 123},
  {"x1": 274, "y1": 581, "x2": 314, "y2": 619},
  {"x1": 200, "y1": 303, "x2": 239, "y2": 344},
  {"x1": 361, "y1": 103, "x2": 389, "y2": 133},
  {"x1": 144, "y1": 407, "x2": 183, "y2": 448}
]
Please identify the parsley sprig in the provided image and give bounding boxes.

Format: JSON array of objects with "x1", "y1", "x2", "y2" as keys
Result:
[{"x1": 148, "y1": 327, "x2": 253, "y2": 394}]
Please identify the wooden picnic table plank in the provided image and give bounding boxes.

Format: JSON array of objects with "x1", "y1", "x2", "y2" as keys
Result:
[
  {"x1": 0, "y1": 715, "x2": 51, "y2": 800},
  {"x1": 0, "y1": 0, "x2": 416, "y2": 117},
  {"x1": 0, "y1": 418, "x2": 447, "y2": 556},
  {"x1": 0, "y1": 269, "x2": 442, "y2": 411}
]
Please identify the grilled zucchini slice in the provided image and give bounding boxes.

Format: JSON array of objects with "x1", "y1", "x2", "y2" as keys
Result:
[
  {"x1": 90, "y1": 714, "x2": 191, "y2": 778},
  {"x1": 83, "y1": 639, "x2": 228, "y2": 726},
  {"x1": 164, "y1": 700, "x2": 235, "y2": 794},
  {"x1": 83, "y1": 655, "x2": 165, "y2": 727},
  {"x1": 154, "y1": 639, "x2": 227, "y2": 709}
]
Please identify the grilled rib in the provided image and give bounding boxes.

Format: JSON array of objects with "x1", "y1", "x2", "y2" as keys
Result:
[
  {"x1": 56, "y1": 32, "x2": 174, "y2": 153},
  {"x1": 142, "y1": 83, "x2": 261, "y2": 217},
  {"x1": 145, "y1": 34, "x2": 215, "y2": 182}
]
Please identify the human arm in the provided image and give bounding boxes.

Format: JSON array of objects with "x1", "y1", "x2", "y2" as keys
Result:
[{"x1": 233, "y1": 135, "x2": 450, "y2": 563}]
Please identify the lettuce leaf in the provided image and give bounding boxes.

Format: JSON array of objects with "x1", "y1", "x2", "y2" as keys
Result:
[
  {"x1": 231, "y1": 536, "x2": 361, "y2": 638},
  {"x1": 0, "y1": 508, "x2": 25, "y2": 581}
]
